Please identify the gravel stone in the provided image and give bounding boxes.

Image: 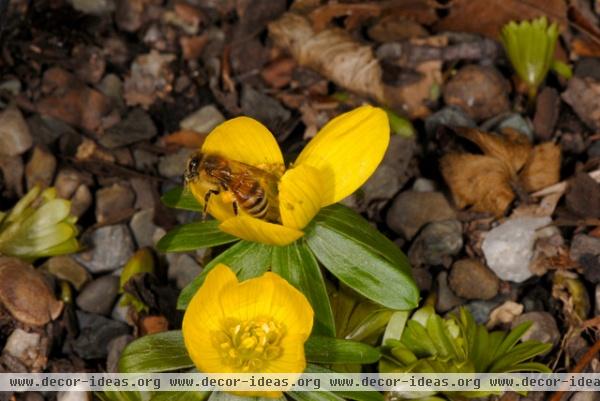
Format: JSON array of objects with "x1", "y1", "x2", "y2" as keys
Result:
[
  {"x1": 482, "y1": 217, "x2": 552, "y2": 282},
  {"x1": 74, "y1": 225, "x2": 134, "y2": 273},
  {"x1": 448, "y1": 258, "x2": 499, "y2": 300},
  {"x1": 0, "y1": 105, "x2": 32, "y2": 156},
  {"x1": 408, "y1": 219, "x2": 463, "y2": 266},
  {"x1": 72, "y1": 311, "x2": 130, "y2": 359},
  {"x1": 511, "y1": 311, "x2": 560, "y2": 347},
  {"x1": 386, "y1": 191, "x2": 456, "y2": 240},
  {"x1": 76, "y1": 275, "x2": 120, "y2": 316}
]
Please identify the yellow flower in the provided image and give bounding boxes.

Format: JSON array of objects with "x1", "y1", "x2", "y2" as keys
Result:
[
  {"x1": 187, "y1": 105, "x2": 390, "y2": 246},
  {"x1": 182, "y1": 264, "x2": 313, "y2": 397}
]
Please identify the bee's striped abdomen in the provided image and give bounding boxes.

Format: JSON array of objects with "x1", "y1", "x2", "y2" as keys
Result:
[{"x1": 236, "y1": 181, "x2": 269, "y2": 219}]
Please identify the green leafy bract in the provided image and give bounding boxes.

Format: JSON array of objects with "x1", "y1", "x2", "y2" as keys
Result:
[
  {"x1": 380, "y1": 306, "x2": 552, "y2": 400},
  {"x1": 0, "y1": 186, "x2": 79, "y2": 260},
  {"x1": 500, "y1": 16, "x2": 561, "y2": 99}
]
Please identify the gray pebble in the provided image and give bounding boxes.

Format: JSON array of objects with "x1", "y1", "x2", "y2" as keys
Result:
[
  {"x1": 72, "y1": 311, "x2": 129, "y2": 359},
  {"x1": 167, "y1": 254, "x2": 202, "y2": 289},
  {"x1": 511, "y1": 311, "x2": 560, "y2": 347},
  {"x1": 386, "y1": 191, "x2": 456, "y2": 240},
  {"x1": 409, "y1": 219, "x2": 463, "y2": 266},
  {"x1": 75, "y1": 225, "x2": 134, "y2": 273},
  {"x1": 76, "y1": 275, "x2": 120, "y2": 316}
]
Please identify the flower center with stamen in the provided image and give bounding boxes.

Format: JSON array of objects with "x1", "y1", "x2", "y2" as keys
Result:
[{"x1": 214, "y1": 317, "x2": 286, "y2": 371}]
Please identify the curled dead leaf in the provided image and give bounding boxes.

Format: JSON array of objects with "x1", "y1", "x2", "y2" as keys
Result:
[
  {"x1": 440, "y1": 153, "x2": 514, "y2": 216},
  {"x1": 0, "y1": 257, "x2": 63, "y2": 326},
  {"x1": 457, "y1": 127, "x2": 531, "y2": 172},
  {"x1": 552, "y1": 270, "x2": 590, "y2": 325},
  {"x1": 441, "y1": 128, "x2": 561, "y2": 217},
  {"x1": 268, "y1": 12, "x2": 443, "y2": 117},
  {"x1": 435, "y1": 0, "x2": 568, "y2": 39},
  {"x1": 520, "y1": 142, "x2": 561, "y2": 192},
  {"x1": 269, "y1": 13, "x2": 385, "y2": 103}
]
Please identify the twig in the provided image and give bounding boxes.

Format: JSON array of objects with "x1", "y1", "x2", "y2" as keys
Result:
[
  {"x1": 531, "y1": 169, "x2": 600, "y2": 197},
  {"x1": 549, "y1": 338, "x2": 600, "y2": 401}
]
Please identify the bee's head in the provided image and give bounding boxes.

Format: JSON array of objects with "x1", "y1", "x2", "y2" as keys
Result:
[{"x1": 184, "y1": 152, "x2": 203, "y2": 182}]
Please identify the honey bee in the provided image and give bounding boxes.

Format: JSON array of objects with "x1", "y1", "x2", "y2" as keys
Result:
[{"x1": 184, "y1": 152, "x2": 281, "y2": 223}]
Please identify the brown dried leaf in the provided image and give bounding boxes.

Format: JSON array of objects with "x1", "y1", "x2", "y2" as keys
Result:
[
  {"x1": 440, "y1": 153, "x2": 515, "y2": 216},
  {"x1": 435, "y1": 0, "x2": 567, "y2": 39},
  {"x1": 268, "y1": 13, "x2": 386, "y2": 103},
  {"x1": 520, "y1": 142, "x2": 561, "y2": 192},
  {"x1": 268, "y1": 12, "x2": 442, "y2": 117},
  {"x1": 385, "y1": 0, "x2": 440, "y2": 26},
  {"x1": 383, "y1": 36, "x2": 446, "y2": 118},
  {"x1": 552, "y1": 271, "x2": 590, "y2": 325},
  {"x1": 456, "y1": 127, "x2": 532, "y2": 172},
  {"x1": 161, "y1": 130, "x2": 206, "y2": 149},
  {"x1": 261, "y1": 57, "x2": 296, "y2": 88},
  {"x1": 368, "y1": 15, "x2": 428, "y2": 42},
  {"x1": 309, "y1": 3, "x2": 381, "y2": 32}
]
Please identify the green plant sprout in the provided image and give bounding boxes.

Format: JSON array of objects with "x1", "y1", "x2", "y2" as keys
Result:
[
  {"x1": 0, "y1": 186, "x2": 79, "y2": 260},
  {"x1": 119, "y1": 248, "x2": 155, "y2": 313},
  {"x1": 380, "y1": 304, "x2": 552, "y2": 401},
  {"x1": 500, "y1": 17, "x2": 565, "y2": 100}
]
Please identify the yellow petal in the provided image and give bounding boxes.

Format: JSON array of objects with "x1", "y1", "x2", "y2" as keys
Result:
[
  {"x1": 182, "y1": 264, "x2": 238, "y2": 373},
  {"x1": 187, "y1": 180, "x2": 236, "y2": 221},
  {"x1": 295, "y1": 105, "x2": 390, "y2": 205},
  {"x1": 202, "y1": 117, "x2": 284, "y2": 169},
  {"x1": 264, "y1": 336, "x2": 307, "y2": 374},
  {"x1": 278, "y1": 164, "x2": 323, "y2": 230},
  {"x1": 220, "y1": 272, "x2": 314, "y2": 337},
  {"x1": 219, "y1": 216, "x2": 304, "y2": 246}
]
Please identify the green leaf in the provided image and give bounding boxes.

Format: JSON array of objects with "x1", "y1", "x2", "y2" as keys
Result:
[
  {"x1": 161, "y1": 186, "x2": 203, "y2": 211},
  {"x1": 209, "y1": 392, "x2": 284, "y2": 401},
  {"x1": 306, "y1": 210, "x2": 418, "y2": 309},
  {"x1": 118, "y1": 331, "x2": 193, "y2": 373},
  {"x1": 501, "y1": 362, "x2": 552, "y2": 373},
  {"x1": 313, "y1": 205, "x2": 413, "y2": 276},
  {"x1": 305, "y1": 335, "x2": 380, "y2": 364},
  {"x1": 492, "y1": 322, "x2": 531, "y2": 361},
  {"x1": 552, "y1": 59, "x2": 573, "y2": 79},
  {"x1": 304, "y1": 364, "x2": 383, "y2": 401},
  {"x1": 426, "y1": 314, "x2": 459, "y2": 359},
  {"x1": 271, "y1": 241, "x2": 335, "y2": 336},
  {"x1": 471, "y1": 324, "x2": 490, "y2": 372},
  {"x1": 95, "y1": 392, "x2": 143, "y2": 401},
  {"x1": 488, "y1": 341, "x2": 553, "y2": 373},
  {"x1": 151, "y1": 392, "x2": 211, "y2": 401},
  {"x1": 400, "y1": 321, "x2": 437, "y2": 358},
  {"x1": 344, "y1": 309, "x2": 394, "y2": 343},
  {"x1": 156, "y1": 220, "x2": 238, "y2": 253},
  {"x1": 178, "y1": 241, "x2": 273, "y2": 309},
  {"x1": 383, "y1": 311, "x2": 409, "y2": 343},
  {"x1": 385, "y1": 108, "x2": 415, "y2": 138},
  {"x1": 288, "y1": 392, "x2": 345, "y2": 401}
]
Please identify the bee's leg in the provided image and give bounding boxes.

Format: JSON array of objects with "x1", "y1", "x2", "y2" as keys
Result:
[
  {"x1": 203, "y1": 190, "x2": 220, "y2": 220},
  {"x1": 232, "y1": 200, "x2": 239, "y2": 216}
]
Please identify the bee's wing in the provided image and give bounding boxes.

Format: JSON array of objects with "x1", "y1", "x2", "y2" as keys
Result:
[{"x1": 228, "y1": 159, "x2": 280, "y2": 200}]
